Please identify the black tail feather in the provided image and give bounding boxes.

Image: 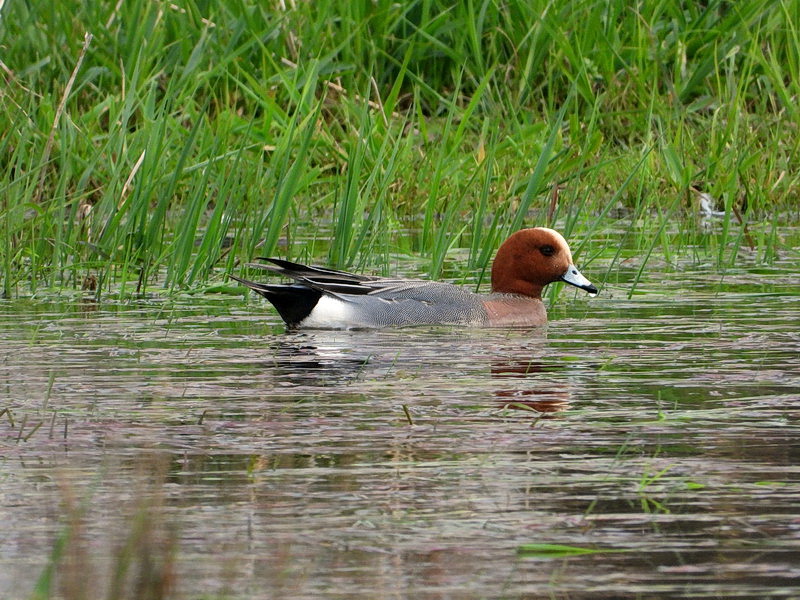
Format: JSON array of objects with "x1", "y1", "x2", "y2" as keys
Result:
[{"x1": 229, "y1": 274, "x2": 321, "y2": 327}]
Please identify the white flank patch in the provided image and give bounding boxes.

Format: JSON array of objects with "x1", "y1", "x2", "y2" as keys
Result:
[{"x1": 300, "y1": 295, "x2": 354, "y2": 329}]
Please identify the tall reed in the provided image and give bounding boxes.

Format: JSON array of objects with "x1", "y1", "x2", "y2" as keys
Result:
[{"x1": 0, "y1": 0, "x2": 797, "y2": 295}]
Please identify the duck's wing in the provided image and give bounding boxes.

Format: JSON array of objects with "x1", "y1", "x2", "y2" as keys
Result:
[
  {"x1": 241, "y1": 258, "x2": 481, "y2": 303},
  {"x1": 245, "y1": 258, "x2": 378, "y2": 295}
]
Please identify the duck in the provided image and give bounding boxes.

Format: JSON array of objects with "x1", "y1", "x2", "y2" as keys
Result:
[{"x1": 230, "y1": 227, "x2": 597, "y2": 329}]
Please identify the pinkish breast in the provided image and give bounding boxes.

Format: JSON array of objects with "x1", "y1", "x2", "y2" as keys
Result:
[{"x1": 482, "y1": 295, "x2": 547, "y2": 327}]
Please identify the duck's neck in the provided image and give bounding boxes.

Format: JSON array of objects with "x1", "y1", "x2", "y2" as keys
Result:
[{"x1": 491, "y1": 277, "x2": 543, "y2": 299}]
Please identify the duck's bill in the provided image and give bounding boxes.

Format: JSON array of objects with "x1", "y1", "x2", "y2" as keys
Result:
[{"x1": 561, "y1": 265, "x2": 598, "y2": 295}]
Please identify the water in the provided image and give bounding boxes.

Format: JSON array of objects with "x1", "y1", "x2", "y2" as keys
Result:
[{"x1": 1, "y1": 260, "x2": 799, "y2": 599}]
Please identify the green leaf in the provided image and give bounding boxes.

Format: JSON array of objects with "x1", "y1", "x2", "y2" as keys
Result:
[{"x1": 516, "y1": 543, "x2": 629, "y2": 558}]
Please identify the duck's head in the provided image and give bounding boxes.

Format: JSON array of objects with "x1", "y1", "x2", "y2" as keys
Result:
[{"x1": 491, "y1": 227, "x2": 598, "y2": 298}]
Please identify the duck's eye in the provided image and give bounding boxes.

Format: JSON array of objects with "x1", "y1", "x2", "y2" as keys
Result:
[{"x1": 540, "y1": 245, "x2": 555, "y2": 257}]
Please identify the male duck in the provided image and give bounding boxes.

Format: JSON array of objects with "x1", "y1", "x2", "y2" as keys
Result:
[{"x1": 231, "y1": 227, "x2": 597, "y2": 329}]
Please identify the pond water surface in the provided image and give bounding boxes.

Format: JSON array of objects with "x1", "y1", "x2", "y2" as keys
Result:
[{"x1": 1, "y1": 257, "x2": 799, "y2": 599}]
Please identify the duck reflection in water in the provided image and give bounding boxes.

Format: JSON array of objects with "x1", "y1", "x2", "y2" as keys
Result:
[
  {"x1": 262, "y1": 336, "x2": 372, "y2": 387},
  {"x1": 491, "y1": 359, "x2": 571, "y2": 415},
  {"x1": 260, "y1": 333, "x2": 574, "y2": 416}
]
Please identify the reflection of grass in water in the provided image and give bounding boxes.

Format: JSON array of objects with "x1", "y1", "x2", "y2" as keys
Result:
[
  {"x1": 32, "y1": 457, "x2": 177, "y2": 600},
  {"x1": 637, "y1": 462, "x2": 677, "y2": 515},
  {"x1": 579, "y1": 441, "x2": 683, "y2": 525},
  {"x1": 2, "y1": 0, "x2": 797, "y2": 298}
]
